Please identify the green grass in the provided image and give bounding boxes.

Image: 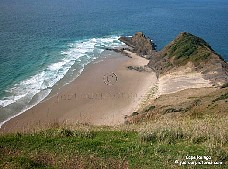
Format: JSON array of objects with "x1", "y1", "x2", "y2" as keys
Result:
[
  {"x1": 221, "y1": 83, "x2": 228, "y2": 89},
  {"x1": 163, "y1": 32, "x2": 214, "y2": 66},
  {"x1": 212, "y1": 93, "x2": 228, "y2": 102},
  {"x1": 2, "y1": 128, "x2": 227, "y2": 168},
  {"x1": 131, "y1": 112, "x2": 139, "y2": 116},
  {"x1": 143, "y1": 105, "x2": 156, "y2": 113}
]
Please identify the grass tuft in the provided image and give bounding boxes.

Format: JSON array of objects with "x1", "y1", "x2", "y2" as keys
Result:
[
  {"x1": 212, "y1": 93, "x2": 228, "y2": 102},
  {"x1": 139, "y1": 116, "x2": 228, "y2": 146},
  {"x1": 221, "y1": 83, "x2": 228, "y2": 89}
]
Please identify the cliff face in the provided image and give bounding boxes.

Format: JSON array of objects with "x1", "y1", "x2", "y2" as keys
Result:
[
  {"x1": 119, "y1": 32, "x2": 227, "y2": 85},
  {"x1": 145, "y1": 32, "x2": 227, "y2": 85},
  {"x1": 150, "y1": 33, "x2": 222, "y2": 66},
  {"x1": 119, "y1": 32, "x2": 156, "y2": 56}
]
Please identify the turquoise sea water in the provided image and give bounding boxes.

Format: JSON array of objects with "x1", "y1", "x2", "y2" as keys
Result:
[{"x1": 0, "y1": 0, "x2": 228, "y2": 126}]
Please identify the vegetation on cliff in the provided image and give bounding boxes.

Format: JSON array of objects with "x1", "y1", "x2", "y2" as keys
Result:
[
  {"x1": 146, "y1": 32, "x2": 227, "y2": 84},
  {"x1": 119, "y1": 32, "x2": 228, "y2": 84},
  {"x1": 161, "y1": 32, "x2": 215, "y2": 64},
  {"x1": 119, "y1": 32, "x2": 225, "y2": 67}
]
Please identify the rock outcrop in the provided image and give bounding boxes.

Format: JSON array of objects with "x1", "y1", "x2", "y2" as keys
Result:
[
  {"x1": 120, "y1": 32, "x2": 228, "y2": 86},
  {"x1": 148, "y1": 32, "x2": 227, "y2": 85},
  {"x1": 119, "y1": 32, "x2": 156, "y2": 57}
]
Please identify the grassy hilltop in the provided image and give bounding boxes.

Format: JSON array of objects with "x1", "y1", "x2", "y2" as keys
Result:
[{"x1": 161, "y1": 32, "x2": 216, "y2": 65}]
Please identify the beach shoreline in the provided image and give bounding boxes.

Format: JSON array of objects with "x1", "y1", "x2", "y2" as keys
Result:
[
  {"x1": 0, "y1": 50, "x2": 157, "y2": 133},
  {"x1": 0, "y1": 49, "x2": 215, "y2": 134}
]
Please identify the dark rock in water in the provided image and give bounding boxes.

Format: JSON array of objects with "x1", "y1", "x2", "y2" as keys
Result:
[
  {"x1": 127, "y1": 65, "x2": 152, "y2": 72},
  {"x1": 119, "y1": 32, "x2": 156, "y2": 56},
  {"x1": 105, "y1": 47, "x2": 132, "y2": 55},
  {"x1": 105, "y1": 48, "x2": 113, "y2": 51}
]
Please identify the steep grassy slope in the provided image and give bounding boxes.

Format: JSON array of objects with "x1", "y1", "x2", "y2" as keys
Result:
[
  {"x1": 161, "y1": 32, "x2": 217, "y2": 66},
  {"x1": 127, "y1": 87, "x2": 228, "y2": 123}
]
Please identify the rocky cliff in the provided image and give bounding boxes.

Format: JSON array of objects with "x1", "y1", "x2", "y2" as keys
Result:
[
  {"x1": 119, "y1": 32, "x2": 156, "y2": 57},
  {"x1": 120, "y1": 32, "x2": 228, "y2": 86}
]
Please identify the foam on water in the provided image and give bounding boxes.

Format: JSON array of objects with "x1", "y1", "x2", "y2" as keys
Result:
[
  {"x1": 0, "y1": 89, "x2": 51, "y2": 128},
  {"x1": 0, "y1": 35, "x2": 123, "y2": 128}
]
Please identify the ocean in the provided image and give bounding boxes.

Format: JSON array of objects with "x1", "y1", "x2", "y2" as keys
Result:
[{"x1": 0, "y1": 0, "x2": 228, "y2": 127}]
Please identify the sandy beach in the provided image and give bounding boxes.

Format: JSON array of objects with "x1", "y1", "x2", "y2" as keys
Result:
[
  {"x1": 0, "y1": 51, "x2": 157, "y2": 133},
  {"x1": 0, "y1": 50, "x2": 215, "y2": 133}
]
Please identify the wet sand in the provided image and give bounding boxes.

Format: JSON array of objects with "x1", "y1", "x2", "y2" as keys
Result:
[{"x1": 1, "y1": 51, "x2": 157, "y2": 133}]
